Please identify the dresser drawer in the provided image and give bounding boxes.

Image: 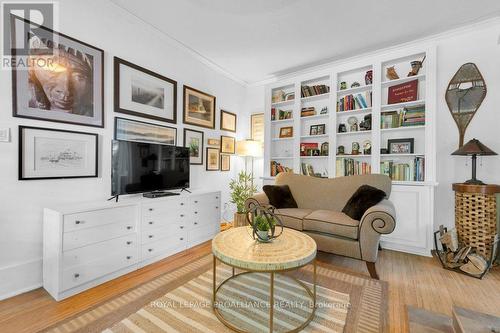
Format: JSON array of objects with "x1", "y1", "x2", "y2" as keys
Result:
[
  {"x1": 189, "y1": 193, "x2": 220, "y2": 207},
  {"x1": 63, "y1": 206, "x2": 137, "y2": 233},
  {"x1": 191, "y1": 204, "x2": 220, "y2": 226},
  {"x1": 62, "y1": 250, "x2": 137, "y2": 291},
  {"x1": 142, "y1": 212, "x2": 188, "y2": 231},
  {"x1": 63, "y1": 220, "x2": 137, "y2": 251},
  {"x1": 141, "y1": 225, "x2": 186, "y2": 244},
  {"x1": 62, "y1": 234, "x2": 137, "y2": 268},
  {"x1": 142, "y1": 199, "x2": 187, "y2": 218},
  {"x1": 141, "y1": 232, "x2": 187, "y2": 260}
]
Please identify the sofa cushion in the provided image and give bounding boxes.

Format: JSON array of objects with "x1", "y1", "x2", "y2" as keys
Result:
[
  {"x1": 342, "y1": 185, "x2": 386, "y2": 220},
  {"x1": 274, "y1": 208, "x2": 312, "y2": 231},
  {"x1": 303, "y1": 210, "x2": 359, "y2": 240},
  {"x1": 263, "y1": 185, "x2": 298, "y2": 209}
]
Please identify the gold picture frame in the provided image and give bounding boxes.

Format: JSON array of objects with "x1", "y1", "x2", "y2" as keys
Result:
[
  {"x1": 220, "y1": 154, "x2": 230, "y2": 171},
  {"x1": 220, "y1": 110, "x2": 237, "y2": 132},
  {"x1": 206, "y1": 147, "x2": 220, "y2": 171},
  {"x1": 251, "y1": 113, "x2": 264, "y2": 142},
  {"x1": 279, "y1": 126, "x2": 293, "y2": 138},
  {"x1": 220, "y1": 135, "x2": 235, "y2": 154}
]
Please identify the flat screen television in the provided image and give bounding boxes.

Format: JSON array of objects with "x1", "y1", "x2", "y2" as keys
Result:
[{"x1": 111, "y1": 140, "x2": 190, "y2": 196}]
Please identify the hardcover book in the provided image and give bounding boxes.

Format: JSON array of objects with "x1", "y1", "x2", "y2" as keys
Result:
[{"x1": 388, "y1": 79, "x2": 418, "y2": 104}]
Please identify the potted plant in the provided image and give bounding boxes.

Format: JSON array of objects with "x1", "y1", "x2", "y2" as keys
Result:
[
  {"x1": 253, "y1": 215, "x2": 277, "y2": 242},
  {"x1": 229, "y1": 171, "x2": 257, "y2": 227}
]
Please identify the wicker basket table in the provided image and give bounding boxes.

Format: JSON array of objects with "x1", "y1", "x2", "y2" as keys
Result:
[{"x1": 452, "y1": 183, "x2": 500, "y2": 259}]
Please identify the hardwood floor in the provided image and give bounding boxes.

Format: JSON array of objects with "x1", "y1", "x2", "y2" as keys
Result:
[{"x1": 1, "y1": 242, "x2": 499, "y2": 333}]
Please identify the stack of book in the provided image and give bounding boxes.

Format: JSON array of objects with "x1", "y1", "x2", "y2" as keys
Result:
[
  {"x1": 402, "y1": 105, "x2": 425, "y2": 127},
  {"x1": 270, "y1": 161, "x2": 292, "y2": 177},
  {"x1": 380, "y1": 156, "x2": 425, "y2": 181},
  {"x1": 301, "y1": 107, "x2": 316, "y2": 117},
  {"x1": 336, "y1": 158, "x2": 371, "y2": 177},
  {"x1": 380, "y1": 111, "x2": 403, "y2": 129},
  {"x1": 301, "y1": 84, "x2": 330, "y2": 97},
  {"x1": 301, "y1": 163, "x2": 325, "y2": 177},
  {"x1": 337, "y1": 92, "x2": 372, "y2": 111}
]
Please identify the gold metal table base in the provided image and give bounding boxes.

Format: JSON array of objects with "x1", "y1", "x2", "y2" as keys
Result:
[{"x1": 212, "y1": 256, "x2": 317, "y2": 333}]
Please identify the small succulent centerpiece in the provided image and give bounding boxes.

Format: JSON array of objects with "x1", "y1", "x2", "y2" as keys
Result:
[
  {"x1": 245, "y1": 198, "x2": 284, "y2": 242},
  {"x1": 253, "y1": 214, "x2": 275, "y2": 242},
  {"x1": 229, "y1": 171, "x2": 257, "y2": 227}
]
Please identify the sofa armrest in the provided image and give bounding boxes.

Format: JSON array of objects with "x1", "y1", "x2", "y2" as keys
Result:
[
  {"x1": 244, "y1": 192, "x2": 269, "y2": 211},
  {"x1": 358, "y1": 199, "x2": 396, "y2": 262}
]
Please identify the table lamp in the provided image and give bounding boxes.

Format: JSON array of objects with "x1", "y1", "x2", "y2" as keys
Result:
[{"x1": 451, "y1": 138, "x2": 497, "y2": 185}]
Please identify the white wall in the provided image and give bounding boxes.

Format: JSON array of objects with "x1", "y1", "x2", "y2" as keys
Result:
[{"x1": 0, "y1": 0, "x2": 246, "y2": 299}]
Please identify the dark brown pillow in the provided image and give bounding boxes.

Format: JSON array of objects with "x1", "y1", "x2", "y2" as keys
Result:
[
  {"x1": 342, "y1": 185, "x2": 386, "y2": 220},
  {"x1": 263, "y1": 185, "x2": 298, "y2": 209}
]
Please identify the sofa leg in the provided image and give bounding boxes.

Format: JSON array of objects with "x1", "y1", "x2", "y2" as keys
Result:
[{"x1": 366, "y1": 262, "x2": 379, "y2": 280}]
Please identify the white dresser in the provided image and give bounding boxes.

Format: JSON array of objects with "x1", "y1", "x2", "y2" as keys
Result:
[{"x1": 43, "y1": 190, "x2": 220, "y2": 301}]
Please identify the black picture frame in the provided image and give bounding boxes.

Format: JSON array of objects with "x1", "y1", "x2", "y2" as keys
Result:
[
  {"x1": 183, "y1": 128, "x2": 204, "y2": 165},
  {"x1": 19, "y1": 126, "x2": 98, "y2": 180},
  {"x1": 11, "y1": 15, "x2": 105, "y2": 128},
  {"x1": 310, "y1": 125, "x2": 317, "y2": 136},
  {"x1": 220, "y1": 110, "x2": 237, "y2": 132},
  {"x1": 114, "y1": 117, "x2": 177, "y2": 145},
  {"x1": 183, "y1": 85, "x2": 216, "y2": 129},
  {"x1": 387, "y1": 138, "x2": 415, "y2": 154},
  {"x1": 206, "y1": 147, "x2": 220, "y2": 171},
  {"x1": 114, "y1": 57, "x2": 177, "y2": 124}
]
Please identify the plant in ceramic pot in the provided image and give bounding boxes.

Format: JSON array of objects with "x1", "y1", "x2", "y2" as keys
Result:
[
  {"x1": 229, "y1": 171, "x2": 257, "y2": 227},
  {"x1": 253, "y1": 214, "x2": 276, "y2": 242}
]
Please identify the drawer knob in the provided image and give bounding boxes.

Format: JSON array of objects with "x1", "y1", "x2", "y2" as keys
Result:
[
  {"x1": 180, "y1": 237, "x2": 184, "y2": 241},
  {"x1": 149, "y1": 208, "x2": 154, "y2": 211},
  {"x1": 180, "y1": 202, "x2": 184, "y2": 206},
  {"x1": 148, "y1": 248, "x2": 153, "y2": 252},
  {"x1": 215, "y1": 206, "x2": 219, "y2": 209},
  {"x1": 194, "y1": 200, "x2": 198, "y2": 203},
  {"x1": 75, "y1": 220, "x2": 84, "y2": 225},
  {"x1": 216, "y1": 196, "x2": 219, "y2": 199},
  {"x1": 127, "y1": 256, "x2": 132, "y2": 260},
  {"x1": 74, "y1": 273, "x2": 80, "y2": 278},
  {"x1": 148, "y1": 221, "x2": 154, "y2": 225},
  {"x1": 148, "y1": 235, "x2": 153, "y2": 238},
  {"x1": 180, "y1": 214, "x2": 184, "y2": 217},
  {"x1": 126, "y1": 241, "x2": 132, "y2": 245},
  {"x1": 180, "y1": 226, "x2": 184, "y2": 229},
  {"x1": 194, "y1": 211, "x2": 198, "y2": 214},
  {"x1": 194, "y1": 222, "x2": 198, "y2": 225},
  {"x1": 127, "y1": 226, "x2": 132, "y2": 230}
]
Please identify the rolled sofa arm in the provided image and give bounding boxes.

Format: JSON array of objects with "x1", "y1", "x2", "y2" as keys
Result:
[
  {"x1": 358, "y1": 199, "x2": 396, "y2": 262},
  {"x1": 244, "y1": 192, "x2": 269, "y2": 211}
]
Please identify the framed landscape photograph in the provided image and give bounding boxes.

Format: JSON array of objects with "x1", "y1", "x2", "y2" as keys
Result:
[
  {"x1": 221, "y1": 155, "x2": 230, "y2": 171},
  {"x1": 114, "y1": 57, "x2": 177, "y2": 123},
  {"x1": 11, "y1": 16, "x2": 104, "y2": 128},
  {"x1": 183, "y1": 86, "x2": 216, "y2": 129},
  {"x1": 183, "y1": 128, "x2": 204, "y2": 165},
  {"x1": 220, "y1": 110, "x2": 237, "y2": 132},
  {"x1": 220, "y1": 135, "x2": 235, "y2": 154},
  {"x1": 19, "y1": 126, "x2": 98, "y2": 180},
  {"x1": 251, "y1": 113, "x2": 264, "y2": 142},
  {"x1": 206, "y1": 147, "x2": 220, "y2": 171},
  {"x1": 388, "y1": 138, "x2": 414, "y2": 154},
  {"x1": 114, "y1": 117, "x2": 176, "y2": 145}
]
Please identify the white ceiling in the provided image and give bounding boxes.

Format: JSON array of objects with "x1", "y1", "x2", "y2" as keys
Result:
[{"x1": 111, "y1": 0, "x2": 500, "y2": 84}]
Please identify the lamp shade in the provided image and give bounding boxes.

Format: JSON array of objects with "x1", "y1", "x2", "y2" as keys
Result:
[
  {"x1": 451, "y1": 138, "x2": 497, "y2": 156},
  {"x1": 236, "y1": 139, "x2": 263, "y2": 157}
]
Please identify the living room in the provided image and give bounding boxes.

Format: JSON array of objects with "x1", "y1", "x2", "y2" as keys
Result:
[{"x1": 1, "y1": 1, "x2": 500, "y2": 332}]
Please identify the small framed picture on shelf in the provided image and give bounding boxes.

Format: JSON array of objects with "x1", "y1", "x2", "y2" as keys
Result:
[
  {"x1": 387, "y1": 138, "x2": 414, "y2": 154},
  {"x1": 279, "y1": 126, "x2": 293, "y2": 138},
  {"x1": 317, "y1": 124, "x2": 326, "y2": 135},
  {"x1": 310, "y1": 125, "x2": 318, "y2": 136}
]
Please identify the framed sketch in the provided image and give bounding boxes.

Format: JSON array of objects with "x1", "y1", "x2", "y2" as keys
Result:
[
  {"x1": 11, "y1": 16, "x2": 104, "y2": 128},
  {"x1": 183, "y1": 86, "x2": 216, "y2": 129},
  {"x1": 387, "y1": 138, "x2": 414, "y2": 154},
  {"x1": 221, "y1": 155, "x2": 230, "y2": 171},
  {"x1": 220, "y1": 135, "x2": 235, "y2": 154},
  {"x1": 183, "y1": 128, "x2": 204, "y2": 165},
  {"x1": 114, "y1": 117, "x2": 176, "y2": 145},
  {"x1": 114, "y1": 57, "x2": 177, "y2": 123},
  {"x1": 206, "y1": 147, "x2": 220, "y2": 171},
  {"x1": 207, "y1": 138, "x2": 220, "y2": 146},
  {"x1": 220, "y1": 110, "x2": 237, "y2": 132},
  {"x1": 279, "y1": 126, "x2": 293, "y2": 138},
  {"x1": 251, "y1": 113, "x2": 264, "y2": 142},
  {"x1": 19, "y1": 126, "x2": 98, "y2": 180}
]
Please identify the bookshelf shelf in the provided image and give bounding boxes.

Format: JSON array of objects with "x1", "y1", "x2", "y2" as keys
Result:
[
  {"x1": 300, "y1": 92, "x2": 330, "y2": 102},
  {"x1": 300, "y1": 156, "x2": 328, "y2": 159},
  {"x1": 337, "y1": 130, "x2": 372, "y2": 136},
  {"x1": 271, "y1": 118, "x2": 294, "y2": 124},
  {"x1": 381, "y1": 73, "x2": 426, "y2": 87},
  {"x1": 381, "y1": 153, "x2": 424, "y2": 157},
  {"x1": 301, "y1": 114, "x2": 329, "y2": 120},
  {"x1": 380, "y1": 125, "x2": 426, "y2": 132},
  {"x1": 381, "y1": 100, "x2": 425, "y2": 111},
  {"x1": 300, "y1": 134, "x2": 329, "y2": 139},
  {"x1": 271, "y1": 99, "x2": 295, "y2": 107},
  {"x1": 336, "y1": 107, "x2": 372, "y2": 116},
  {"x1": 337, "y1": 84, "x2": 372, "y2": 95},
  {"x1": 271, "y1": 137, "x2": 293, "y2": 141},
  {"x1": 271, "y1": 156, "x2": 294, "y2": 160},
  {"x1": 336, "y1": 155, "x2": 371, "y2": 158}
]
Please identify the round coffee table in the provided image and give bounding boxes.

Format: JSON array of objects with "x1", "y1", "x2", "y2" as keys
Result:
[{"x1": 212, "y1": 226, "x2": 317, "y2": 333}]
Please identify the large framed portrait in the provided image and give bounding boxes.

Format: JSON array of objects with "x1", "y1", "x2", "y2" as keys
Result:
[
  {"x1": 114, "y1": 117, "x2": 176, "y2": 145},
  {"x1": 11, "y1": 16, "x2": 104, "y2": 128},
  {"x1": 114, "y1": 57, "x2": 177, "y2": 123},
  {"x1": 206, "y1": 147, "x2": 220, "y2": 171},
  {"x1": 183, "y1": 128, "x2": 204, "y2": 165},
  {"x1": 183, "y1": 86, "x2": 216, "y2": 129},
  {"x1": 251, "y1": 113, "x2": 264, "y2": 142},
  {"x1": 220, "y1": 135, "x2": 235, "y2": 154},
  {"x1": 19, "y1": 126, "x2": 98, "y2": 180},
  {"x1": 220, "y1": 110, "x2": 237, "y2": 132}
]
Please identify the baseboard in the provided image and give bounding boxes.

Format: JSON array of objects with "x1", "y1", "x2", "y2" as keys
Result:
[
  {"x1": 0, "y1": 258, "x2": 43, "y2": 301},
  {"x1": 380, "y1": 241, "x2": 432, "y2": 257}
]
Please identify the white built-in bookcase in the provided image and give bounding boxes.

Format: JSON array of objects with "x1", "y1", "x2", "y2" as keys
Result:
[{"x1": 263, "y1": 45, "x2": 437, "y2": 256}]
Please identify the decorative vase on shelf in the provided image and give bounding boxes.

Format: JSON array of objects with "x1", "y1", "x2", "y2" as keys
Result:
[{"x1": 233, "y1": 212, "x2": 247, "y2": 228}]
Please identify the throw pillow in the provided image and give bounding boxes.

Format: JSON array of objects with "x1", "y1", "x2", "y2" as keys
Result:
[
  {"x1": 342, "y1": 185, "x2": 386, "y2": 220},
  {"x1": 263, "y1": 185, "x2": 298, "y2": 209}
]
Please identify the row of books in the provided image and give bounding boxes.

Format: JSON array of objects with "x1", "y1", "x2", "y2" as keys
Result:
[
  {"x1": 335, "y1": 158, "x2": 371, "y2": 177},
  {"x1": 380, "y1": 105, "x2": 425, "y2": 129},
  {"x1": 271, "y1": 108, "x2": 293, "y2": 121},
  {"x1": 301, "y1": 163, "x2": 324, "y2": 177},
  {"x1": 380, "y1": 157, "x2": 425, "y2": 181},
  {"x1": 301, "y1": 84, "x2": 330, "y2": 98},
  {"x1": 337, "y1": 92, "x2": 372, "y2": 111},
  {"x1": 270, "y1": 161, "x2": 292, "y2": 177}
]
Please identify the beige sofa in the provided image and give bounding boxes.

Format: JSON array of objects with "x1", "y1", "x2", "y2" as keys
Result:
[{"x1": 245, "y1": 173, "x2": 396, "y2": 279}]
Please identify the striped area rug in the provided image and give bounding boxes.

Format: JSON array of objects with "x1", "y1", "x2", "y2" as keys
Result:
[{"x1": 42, "y1": 255, "x2": 387, "y2": 333}]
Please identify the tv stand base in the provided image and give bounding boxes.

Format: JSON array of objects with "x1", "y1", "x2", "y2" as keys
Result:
[{"x1": 143, "y1": 191, "x2": 180, "y2": 198}]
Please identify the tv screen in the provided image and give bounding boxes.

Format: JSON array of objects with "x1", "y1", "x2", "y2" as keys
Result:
[{"x1": 111, "y1": 140, "x2": 190, "y2": 196}]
